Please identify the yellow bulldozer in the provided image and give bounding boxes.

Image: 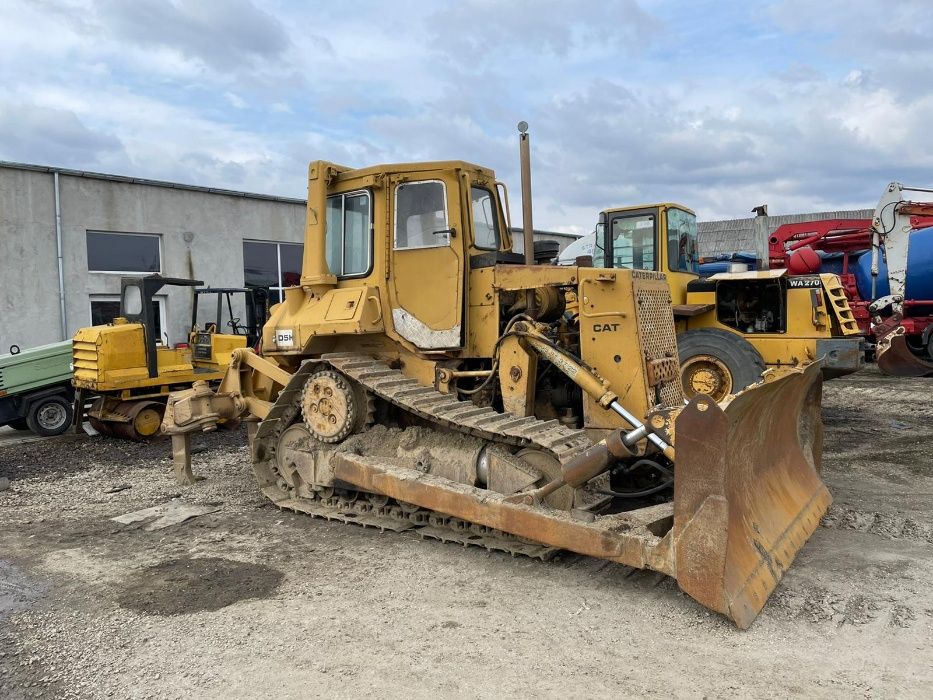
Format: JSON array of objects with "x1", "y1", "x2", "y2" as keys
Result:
[
  {"x1": 161, "y1": 146, "x2": 830, "y2": 628},
  {"x1": 560, "y1": 204, "x2": 864, "y2": 401},
  {"x1": 72, "y1": 275, "x2": 268, "y2": 439}
]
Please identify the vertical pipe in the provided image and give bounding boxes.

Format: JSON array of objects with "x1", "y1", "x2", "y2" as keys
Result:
[
  {"x1": 518, "y1": 122, "x2": 534, "y2": 265},
  {"x1": 53, "y1": 171, "x2": 67, "y2": 340},
  {"x1": 300, "y1": 160, "x2": 338, "y2": 293},
  {"x1": 518, "y1": 122, "x2": 537, "y2": 316}
]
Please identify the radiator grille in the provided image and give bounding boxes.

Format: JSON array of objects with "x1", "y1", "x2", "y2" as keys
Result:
[
  {"x1": 633, "y1": 276, "x2": 684, "y2": 408},
  {"x1": 72, "y1": 339, "x2": 100, "y2": 377}
]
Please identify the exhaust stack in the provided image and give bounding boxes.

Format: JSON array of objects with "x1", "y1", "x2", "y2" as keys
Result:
[{"x1": 518, "y1": 121, "x2": 534, "y2": 266}]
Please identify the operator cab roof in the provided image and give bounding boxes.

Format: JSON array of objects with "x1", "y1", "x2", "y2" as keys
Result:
[
  {"x1": 324, "y1": 160, "x2": 497, "y2": 182},
  {"x1": 600, "y1": 203, "x2": 695, "y2": 216}
]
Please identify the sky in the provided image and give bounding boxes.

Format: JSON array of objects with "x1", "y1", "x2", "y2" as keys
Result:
[{"x1": 1, "y1": 0, "x2": 931, "y2": 234}]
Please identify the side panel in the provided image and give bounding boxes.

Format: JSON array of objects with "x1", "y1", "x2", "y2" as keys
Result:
[
  {"x1": 0, "y1": 341, "x2": 73, "y2": 395},
  {"x1": 467, "y1": 267, "x2": 499, "y2": 358},
  {"x1": 577, "y1": 269, "x2": 683, "y2": 427}
]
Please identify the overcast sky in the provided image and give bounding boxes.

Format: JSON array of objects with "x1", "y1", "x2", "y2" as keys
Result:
[{"x1": 1, "y1": 0, "x2": 931, "y2": 233}]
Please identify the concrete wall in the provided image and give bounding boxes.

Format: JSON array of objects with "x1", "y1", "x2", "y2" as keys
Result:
[
  {"x1": 0, "y1": 168, "x2": 64, "y2": 349},
  {"x1": 1, "y1": 165, "x2": 306, "y2": 350}
]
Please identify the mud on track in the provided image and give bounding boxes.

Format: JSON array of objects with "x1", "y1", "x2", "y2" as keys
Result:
[{"x1": 1, "y1": 366, "x2": 931, "y2": 698}]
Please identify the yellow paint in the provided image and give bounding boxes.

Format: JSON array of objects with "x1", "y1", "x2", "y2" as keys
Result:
[
  {"x1": 599, "y1": 202, "x2": 861, "y2": 370},
  {"x1": 73, "y1": 321, "x2": 241, "y2": 393}
]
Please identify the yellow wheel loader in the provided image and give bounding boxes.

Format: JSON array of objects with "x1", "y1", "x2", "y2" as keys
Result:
[
  {"x1": 161, "y1": 148, "x2": 831, "y2": 628},
  {"x1": 562, "y1": 204, "x2": 863, "y2": 402},
  {"x1": 72, "y1": 275, "x2": 268, "y2": 440}
]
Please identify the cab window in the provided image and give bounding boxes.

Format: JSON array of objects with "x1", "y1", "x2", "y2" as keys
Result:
[
  {"x1": 667, "y1": 208, "x2": 699, "y2": 273},
  {"x1": 608, "y1": 214, "x2": 656, "y2": 270},
  {"x1": 395, "y1": 180, "x2": 450, "y2": 249},
  {"x1": 325, "y1": 190, "x2": 372, "y2": 277},
  {"x1": 470, "y1": 186, "x2": 499, "y2": 250}
]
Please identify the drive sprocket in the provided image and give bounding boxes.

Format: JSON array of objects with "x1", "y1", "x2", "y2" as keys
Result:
[{"x1": 301, "y1": 369, "x2": 357, "y2": 443}]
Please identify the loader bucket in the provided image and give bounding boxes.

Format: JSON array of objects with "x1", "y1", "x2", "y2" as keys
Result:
[
  {"x1": 876, "y1": 331, "x2": 933, "y2": 377},
  {"x1": 670, "y1": 361, "x2": 829, "y2": 628}
]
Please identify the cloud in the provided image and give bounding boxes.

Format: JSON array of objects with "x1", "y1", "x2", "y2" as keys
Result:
[
  {"x1": 427, "y1": 0, "x2": 658, "y2": 60},
  {"x1": 97, "y1": 0, "x2": 291, "y2": 72},
  {"x1": 1, "y1": 0, "x2": 932, "y2": 232},
  {"x1": 224, "y1": 92, "x2": 248, "y2": 110},
  {"x1": 0, "y1": 103, "x2": 125, "y2": 168}
]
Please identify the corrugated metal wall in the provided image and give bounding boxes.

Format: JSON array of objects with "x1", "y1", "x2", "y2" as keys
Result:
[{"x1": 698, "y1": 209, "x2": 873, "y2": 257}]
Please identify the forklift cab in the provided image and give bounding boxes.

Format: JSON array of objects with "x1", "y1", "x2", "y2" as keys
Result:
[
  {"x1": 120, "y1": 276, "x2": 203, "y2": 379},
  {"x1": 190, "y1": 287, "x2": 269, "y2": 368}
]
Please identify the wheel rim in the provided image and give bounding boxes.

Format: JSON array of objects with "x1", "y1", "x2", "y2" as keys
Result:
[
  {"x1": 36, "y1": 402, "x2": 67, "y2": 431},
  {"x1": 133, "y1": 407, "x2": 163, "y2": 437},
  {"x1": 681, "y1": 354, "x2": 733, "y2": 402}
]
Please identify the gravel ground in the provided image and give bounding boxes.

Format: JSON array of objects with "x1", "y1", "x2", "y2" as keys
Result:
[{"x1": 1, "y1": 367, "x2": 931, "y2": 698}]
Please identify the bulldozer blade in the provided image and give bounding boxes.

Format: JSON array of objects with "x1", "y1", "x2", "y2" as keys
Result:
[
  {"x1": 876, "y1": 332, "x2": 933, "y2": 377},
  {"x1": 671, "y1": 361, "x2": 829, "y2": 628}
]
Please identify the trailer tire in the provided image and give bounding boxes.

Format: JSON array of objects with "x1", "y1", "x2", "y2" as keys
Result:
[
  {"x1": 26, "y1": 395, "x2": 73, "y2": 437},
  {"x1": 678, "y1": 328, "x2": 766, "y2": 402}
]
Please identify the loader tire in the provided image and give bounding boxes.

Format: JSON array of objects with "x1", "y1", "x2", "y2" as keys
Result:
[
  {"x1": 25, "y1": 395, "x2": 73, "y2": 437},
  {"x1": 677, "y1": 328, "x2": 765, "y2": 402}
]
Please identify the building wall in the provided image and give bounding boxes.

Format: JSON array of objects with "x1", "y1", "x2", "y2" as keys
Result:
[{"x1": 1, "y1": 164, "x2": 306, "y2": 350}]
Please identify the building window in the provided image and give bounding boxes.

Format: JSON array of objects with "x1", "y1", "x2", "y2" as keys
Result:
[
  {"x1": 86, "y1": 231, "x2": 161, "y2": 273},
  {"x1": 326, "y1": 190, "x2": 372, "y2": 276},
  {"x1": 243, "y1": 240, "x2": 304, "y2": 303},
  {"x1": 89, "y1": 296, "x2": 166, "y2": 344}
]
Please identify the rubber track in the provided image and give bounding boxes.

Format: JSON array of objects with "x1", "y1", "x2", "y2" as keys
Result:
[{"x1": 251, "y1": 352, "x2": 599, "y2": 560}]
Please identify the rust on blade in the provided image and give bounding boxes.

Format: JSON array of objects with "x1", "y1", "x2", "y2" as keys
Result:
[
  {"x1": 671, "y1": 362, "x2": 830, "y2": 628},
  {"x1": 876, "y1": 332, "x2": 933, "y2": 377}
]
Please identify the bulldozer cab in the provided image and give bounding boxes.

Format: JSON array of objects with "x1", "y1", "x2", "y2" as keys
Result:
[
  {"x1": 386, "y1": 168, "x2": 519, "y2": 350},
  {"x1": 270, "y1": 161, "x2": 514, "y2": 356},
  {"x1": 119, "y1": 275, "x2": 203, "y2": 379}
]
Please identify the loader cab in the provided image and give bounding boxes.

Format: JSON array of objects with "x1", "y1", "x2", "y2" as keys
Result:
[{"x1": 595, "y1": 204, "x2": 699, "y2": 303}]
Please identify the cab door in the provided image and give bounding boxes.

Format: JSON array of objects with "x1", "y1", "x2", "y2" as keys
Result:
[{"x1": 389, "y1": 174, "x2": 465, "y2": 349}]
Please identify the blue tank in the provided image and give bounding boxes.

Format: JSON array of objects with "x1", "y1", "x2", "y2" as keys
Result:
[
  {"x1": 854, "y1": 226, "x2": 933, "y2": 301},
  {"x1": 816, "y1": 251, "x2": 848, "y2": 276},
  {"x1": 698, "y1": 261, "x2": 731, "y2": 277}
]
